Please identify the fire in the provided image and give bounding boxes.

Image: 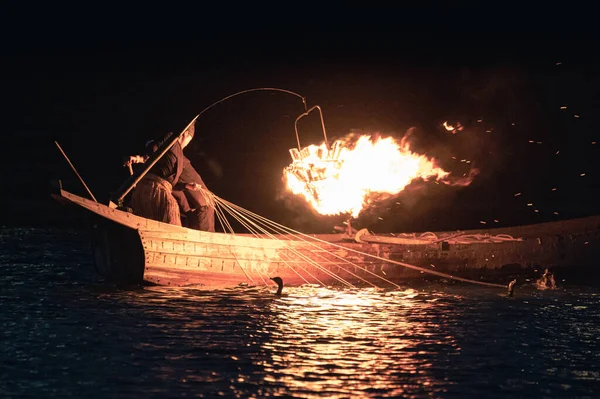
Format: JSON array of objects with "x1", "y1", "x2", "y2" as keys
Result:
[{"x1": 284, "y1": 134, "x2": 471, "y2": 217}]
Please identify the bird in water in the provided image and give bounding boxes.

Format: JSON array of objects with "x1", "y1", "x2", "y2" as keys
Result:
[
  {"x1": 270, "y1": 277, "x2": 283, "y2": 296},
  {"x1": 536, "y1": 268, "x2": 556, "y2": 290},
  {"x1": 507, "y1": 279, "x2": 517, "y2": 297}
]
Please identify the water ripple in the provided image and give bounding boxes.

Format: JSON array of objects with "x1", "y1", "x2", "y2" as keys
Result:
[{"x1": 1, "y1": 227, "x2": 599, "y2": 398}]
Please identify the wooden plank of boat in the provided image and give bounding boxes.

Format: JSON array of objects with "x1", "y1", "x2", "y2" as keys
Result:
[{"x1": 53, "y1": 188, "x2": 600, "y2": 287}]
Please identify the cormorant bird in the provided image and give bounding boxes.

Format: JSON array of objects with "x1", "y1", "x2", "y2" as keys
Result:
[
  {"x1": 270, "y1": 277, "x2": 283, "y2": 296},
  {"x1": 507, "y1": 279, "x2": 517, "y2": 297}
]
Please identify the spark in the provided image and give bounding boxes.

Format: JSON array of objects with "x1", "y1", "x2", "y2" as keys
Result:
[
  {"x1": 514, "y1": 192, "x2": 522, "y2": 196},
  {"x1": 442, "y1": 121, "x2": 463, "y2": 133},
  {"x1": 442, "y1": 121, "x2": 455, "y2": 131}
]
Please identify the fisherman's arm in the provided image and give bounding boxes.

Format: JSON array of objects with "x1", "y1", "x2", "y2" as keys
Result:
[
  {"x1": 173, "y1": 181, "x2": 202, "y2": 191},
  {"x1": 122, "y1": 132, "x2": 172, "y2": 167},
  {"x1": 123, "y1": 154, "x2": 149, "y2": 167}
]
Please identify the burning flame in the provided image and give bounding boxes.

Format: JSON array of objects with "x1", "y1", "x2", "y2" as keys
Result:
[{"x1": 284, "y1": 134, "x2": 475, "y2": 217}]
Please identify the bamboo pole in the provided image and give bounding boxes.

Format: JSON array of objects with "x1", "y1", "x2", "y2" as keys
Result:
[{"x1": 55, "y1": 141, "x2": 98, "y2": 202}]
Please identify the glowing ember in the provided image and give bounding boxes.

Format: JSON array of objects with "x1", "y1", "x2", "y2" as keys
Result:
[
  {"x1": 442, "y1": 121, "x2": 463, "y2": 134},
  {"x1": 283, "y1": 134, "x2": 476, "y2": 217},
  {"x1": 443, "y1": 121, "x2": 455, "y2": 131}
]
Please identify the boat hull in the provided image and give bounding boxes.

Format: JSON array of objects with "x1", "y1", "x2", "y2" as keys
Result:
[{"x1": 53, "y1": 189, "x2": 600, "y2": 288}]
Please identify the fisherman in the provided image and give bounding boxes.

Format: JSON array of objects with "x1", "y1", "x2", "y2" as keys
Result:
[
  {"x1": 125, "y1": 125, "x2": 215, "y2": 231},
  {"x1": 124, "y1": 124, "x2": 198, "y2": 226}
]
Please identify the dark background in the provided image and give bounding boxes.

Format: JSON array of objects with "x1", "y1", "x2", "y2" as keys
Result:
[{"x1": 2, "y1": 7, "x2": 599, "y2": 233}]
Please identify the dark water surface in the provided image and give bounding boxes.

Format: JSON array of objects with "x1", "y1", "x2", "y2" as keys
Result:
[{"x1": 1, "y1": 227, "x2": 599, "y2": 398}]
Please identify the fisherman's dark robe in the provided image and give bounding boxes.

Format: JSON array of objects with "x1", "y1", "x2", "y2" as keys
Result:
[
  {"x1": 172, "y1": 156, "x2": 216, "y2": 232},
  {"x1": 131, "y1": 132, "x2": 185, "y2": 225}
]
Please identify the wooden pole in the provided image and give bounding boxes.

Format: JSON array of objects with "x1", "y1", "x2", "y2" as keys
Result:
[{"x1": 54, "y1": 141, "x2": 98, "y2": 202}]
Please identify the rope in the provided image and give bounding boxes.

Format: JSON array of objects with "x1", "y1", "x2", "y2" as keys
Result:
[
  {"x1": 208, "y1": 192, "x2": 507, "y2": 290},
  {"x1": 195, "y1": 87, "x2": 306, "y2": 121},
  {"x1": 215, "y1": 196, "x2": 350, "y2": 287}
]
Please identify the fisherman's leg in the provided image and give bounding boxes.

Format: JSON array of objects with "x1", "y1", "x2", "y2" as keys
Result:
[
  {"x1": 184, "y1": 205, "x2": 215, "y2": 232},
  {"x1": 172, "y1": 190, "x2": 192, "y2": 227},
  {"x1": 198, "y1": 205, "x2": 215, "y2": 232},
  {"x1": 184, "y1": 187, "x2": 208, "y2": 209},
  {"x1": 183, "y1": 188, "x2": 214, "y2": 231},
  {"x1": 132, "y1": 179, "x2": 162, "y2": 222},
  {"x1": 184, "y1": 209, "x2": 201, "y2": 230},
  {"x1": 158, "y1": 189, "x2": 182, "y2": 226},
  {"x1": 172, "y1": 190, "x2": 192, "y2": 213},
  {"x1": 164, "y1": 196, "x2": 182, "y2": 226}
]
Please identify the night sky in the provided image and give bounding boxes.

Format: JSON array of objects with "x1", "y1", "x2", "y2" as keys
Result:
[{"x1": 2, "y1": 24, "x2": 600, "y2": 233}]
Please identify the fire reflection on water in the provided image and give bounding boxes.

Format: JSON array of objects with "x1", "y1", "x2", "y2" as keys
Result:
[
  {"x1": 119, "y1": 284, "x2": 465, "y2": 397},
  {"x1": 258, "y1": 287, "x2": 460, "y2": 397}
]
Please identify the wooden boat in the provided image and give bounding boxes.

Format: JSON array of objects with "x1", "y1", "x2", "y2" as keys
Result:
[
  {"x1": 50, "y1": 90, "x2": 600, "y2": 288},
  {"x1": 52, "y1": 187, "x2": 600, "y2": 288}
]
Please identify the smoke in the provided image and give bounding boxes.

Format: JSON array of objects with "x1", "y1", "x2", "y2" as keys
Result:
[
  {"x1": 204, "y1": 157, "x2": 224, "y2": 179},
  {"x1": 442, "y1": 167, "x2": 480, "y2": 187}
]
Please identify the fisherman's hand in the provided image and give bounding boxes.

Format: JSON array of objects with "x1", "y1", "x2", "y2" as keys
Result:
[
  {"x1": 123, "y1": 155, "x2": 145, "y2": 167},
  {"x1": 186, "y1": 182, "x2": 201, "y2": 191}
]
